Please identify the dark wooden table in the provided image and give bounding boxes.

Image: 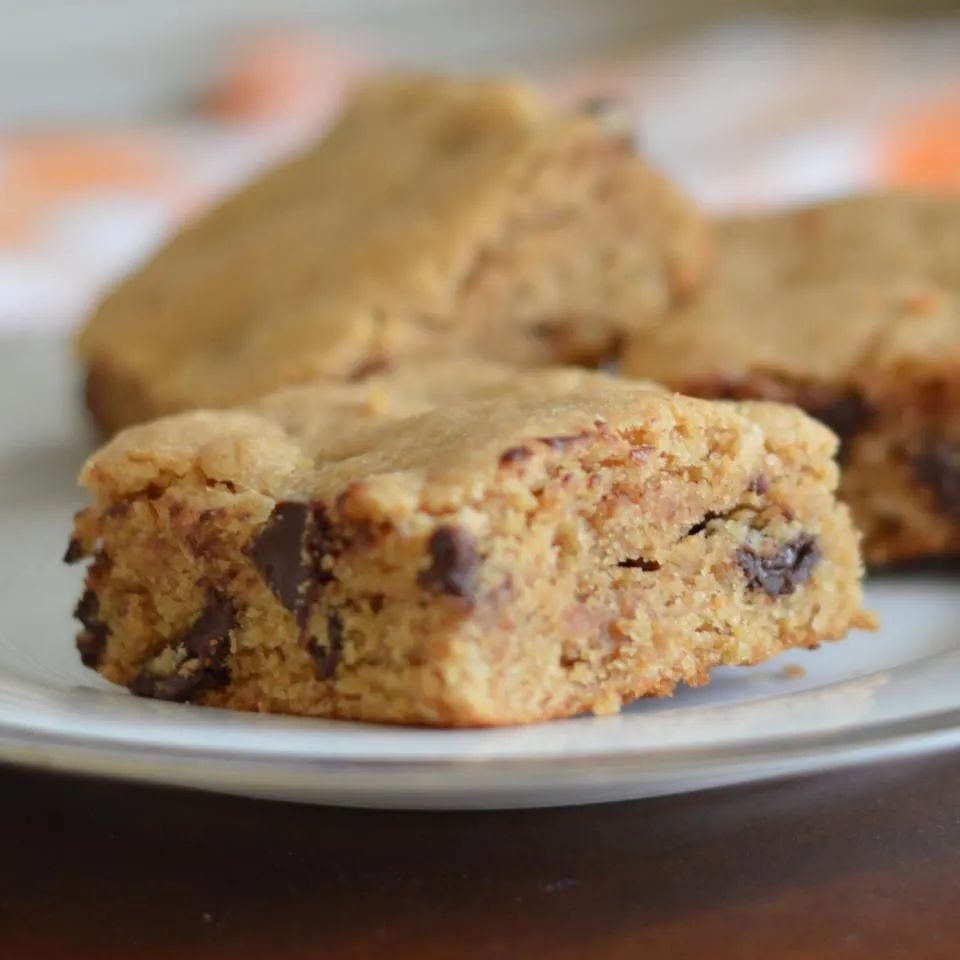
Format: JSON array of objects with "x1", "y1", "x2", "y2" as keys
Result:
[{"x1": 2, "y1": 752, "x2": 959, "y2": 959}]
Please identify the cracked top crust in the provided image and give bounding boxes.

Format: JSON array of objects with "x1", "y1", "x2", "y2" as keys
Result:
[
  {"x1": 79, "y1": 361, "x2": 839, "y2": 510},
  {"x1": 77, "y1": 74, "x2": 709, "y2": 429}
]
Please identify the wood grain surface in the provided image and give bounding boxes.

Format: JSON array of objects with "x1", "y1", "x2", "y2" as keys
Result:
[{"x1": 1, "y1": 751, "x2": 959, "y2": 958}]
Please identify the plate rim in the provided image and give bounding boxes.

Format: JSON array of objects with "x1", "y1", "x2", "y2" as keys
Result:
[{"x1": 2, "y1": 699, "x2": 959, "y2": 775}]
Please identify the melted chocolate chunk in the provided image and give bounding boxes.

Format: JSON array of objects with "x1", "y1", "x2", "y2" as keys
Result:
[
  {"x1": 736, "y1": 534, "x2": 820, "y2": 597},
  {"x1": 418, "y1": 527, "x2": 480, "y2": 598},
  {"x1": 180, "y1": 596, "x2": 235, "y2": 661},
  {"x1": 74, "y1": 590, "x2": 110, "y2": 667},
  {"x1": 617, "y1": 558, "x2": 661, "y2": 571},
  {"x1": 912, "y1": 439, "x2": 960, "y2": 521},
  {"x1": 63, "y1": 538, "x2": 85, "y2": 564},
  {"x1": 250, "y1": 502, "x2": 311, "y2": 613},
  {"x1": 130, "y1": 594, "x2": 235, "y2": 703},
  {"x1": 250, "y1": 501, "x2": 341, "y2": 625},
  {"x1": 308, "y1": 612, "x2": 345, "y2": 680},
  {"x1": 129, "y1": 671, "x2": 210, "y2": 703}
]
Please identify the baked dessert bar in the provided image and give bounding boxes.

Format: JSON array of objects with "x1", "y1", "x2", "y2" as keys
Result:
[
  {"x1": 67, "y1": 362, "x2": 870, "y2": 726},
  {"x1": 624, "y1": 193, "x2": 960, "y2": 565},
  {"x1": 78, "y1": 74, "x2": 709, "y2": 432}
]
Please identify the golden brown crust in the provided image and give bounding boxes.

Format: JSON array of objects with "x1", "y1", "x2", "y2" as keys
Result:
[{"x1": 77, "y1": 74, "x2": 709, "y2": 431}]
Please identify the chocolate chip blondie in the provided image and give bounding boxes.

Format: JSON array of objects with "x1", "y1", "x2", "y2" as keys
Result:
[
  {"x1": 623, "y1": 193, "x2": 960, "y2": 565},
  {"x1": 78, "y1": 74, "x2": 709, "y2": 433},
  {"x1": 67, "y1": 362, "x2": 870, "y2": 726}
]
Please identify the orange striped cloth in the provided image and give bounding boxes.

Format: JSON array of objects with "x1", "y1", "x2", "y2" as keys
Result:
[{"x1": 2, "y1": 20, "x2": 958, "y2": 330}]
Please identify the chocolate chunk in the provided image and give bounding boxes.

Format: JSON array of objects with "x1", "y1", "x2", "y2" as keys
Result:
[
  {"x1": 130, "y1": 593, "x2": 235, "y2": 703},
  {"x1": 250, "y1": 502, "x2": 311, "y2": 613},
  {"x1": 618, "y1": 558, "x2": 661, "y2": 571},
  {"x1": 250, "y1": 501, "x2": 343, "y2": 645},
  {"x1": 499, "y1": 446, "x2": 532, "y2": 466},
  {"x1": 129, "y1": 669, "x2": 217, "y2": 704},
  {"x1": 308, "y1": 612, "x2": 345, "y2": 680},
  {"x1": 418, "y1": 527, "x2": 480, "y2": 598},
  {"x1": 74, "y1": 590, "x2": 110, "y2": 667},
  {"x1": 180, "y1": 595, "x2": 235, "y2": 662},
  {"x1": 686, "y1": 512, "x2": 722, "y2": 537},
  {"x1": 912, "y1": 438, "x2": 960, "y2": 521},
  {"x1": 736, "y1": 534, "x2": 820, "y2": 597},
  {"x1": 63, "y1": 538, "x2": 85, "y2": 564}
]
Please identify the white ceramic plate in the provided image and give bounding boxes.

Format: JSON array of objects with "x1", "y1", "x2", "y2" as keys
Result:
[{"x1": 1, "y1": 336, "x2": 958, "y2": 809}]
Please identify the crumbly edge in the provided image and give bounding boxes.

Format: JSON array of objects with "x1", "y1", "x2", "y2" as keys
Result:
[
  {"x1": 659, "y1": 369, "x2": 960, "y2": 565},
  {"x1": 68, "y1": 410, "x2": 869, "y2": 727}
]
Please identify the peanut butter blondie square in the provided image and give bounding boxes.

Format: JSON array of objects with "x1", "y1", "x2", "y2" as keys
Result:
[
  {"x1": 624, "y1": 193, "x2": 960, "y2": 565},
  {"x1": 67, "y1": 362, "x2": 870, "y2": 726},
  {"x1": 78, "y1": 74, "x2": 709, "y2": 433}
]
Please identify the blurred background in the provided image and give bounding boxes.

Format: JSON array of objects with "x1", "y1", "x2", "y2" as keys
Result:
[{"x1": 2, "y1": 0, "x2": 959, "y2": 331}]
